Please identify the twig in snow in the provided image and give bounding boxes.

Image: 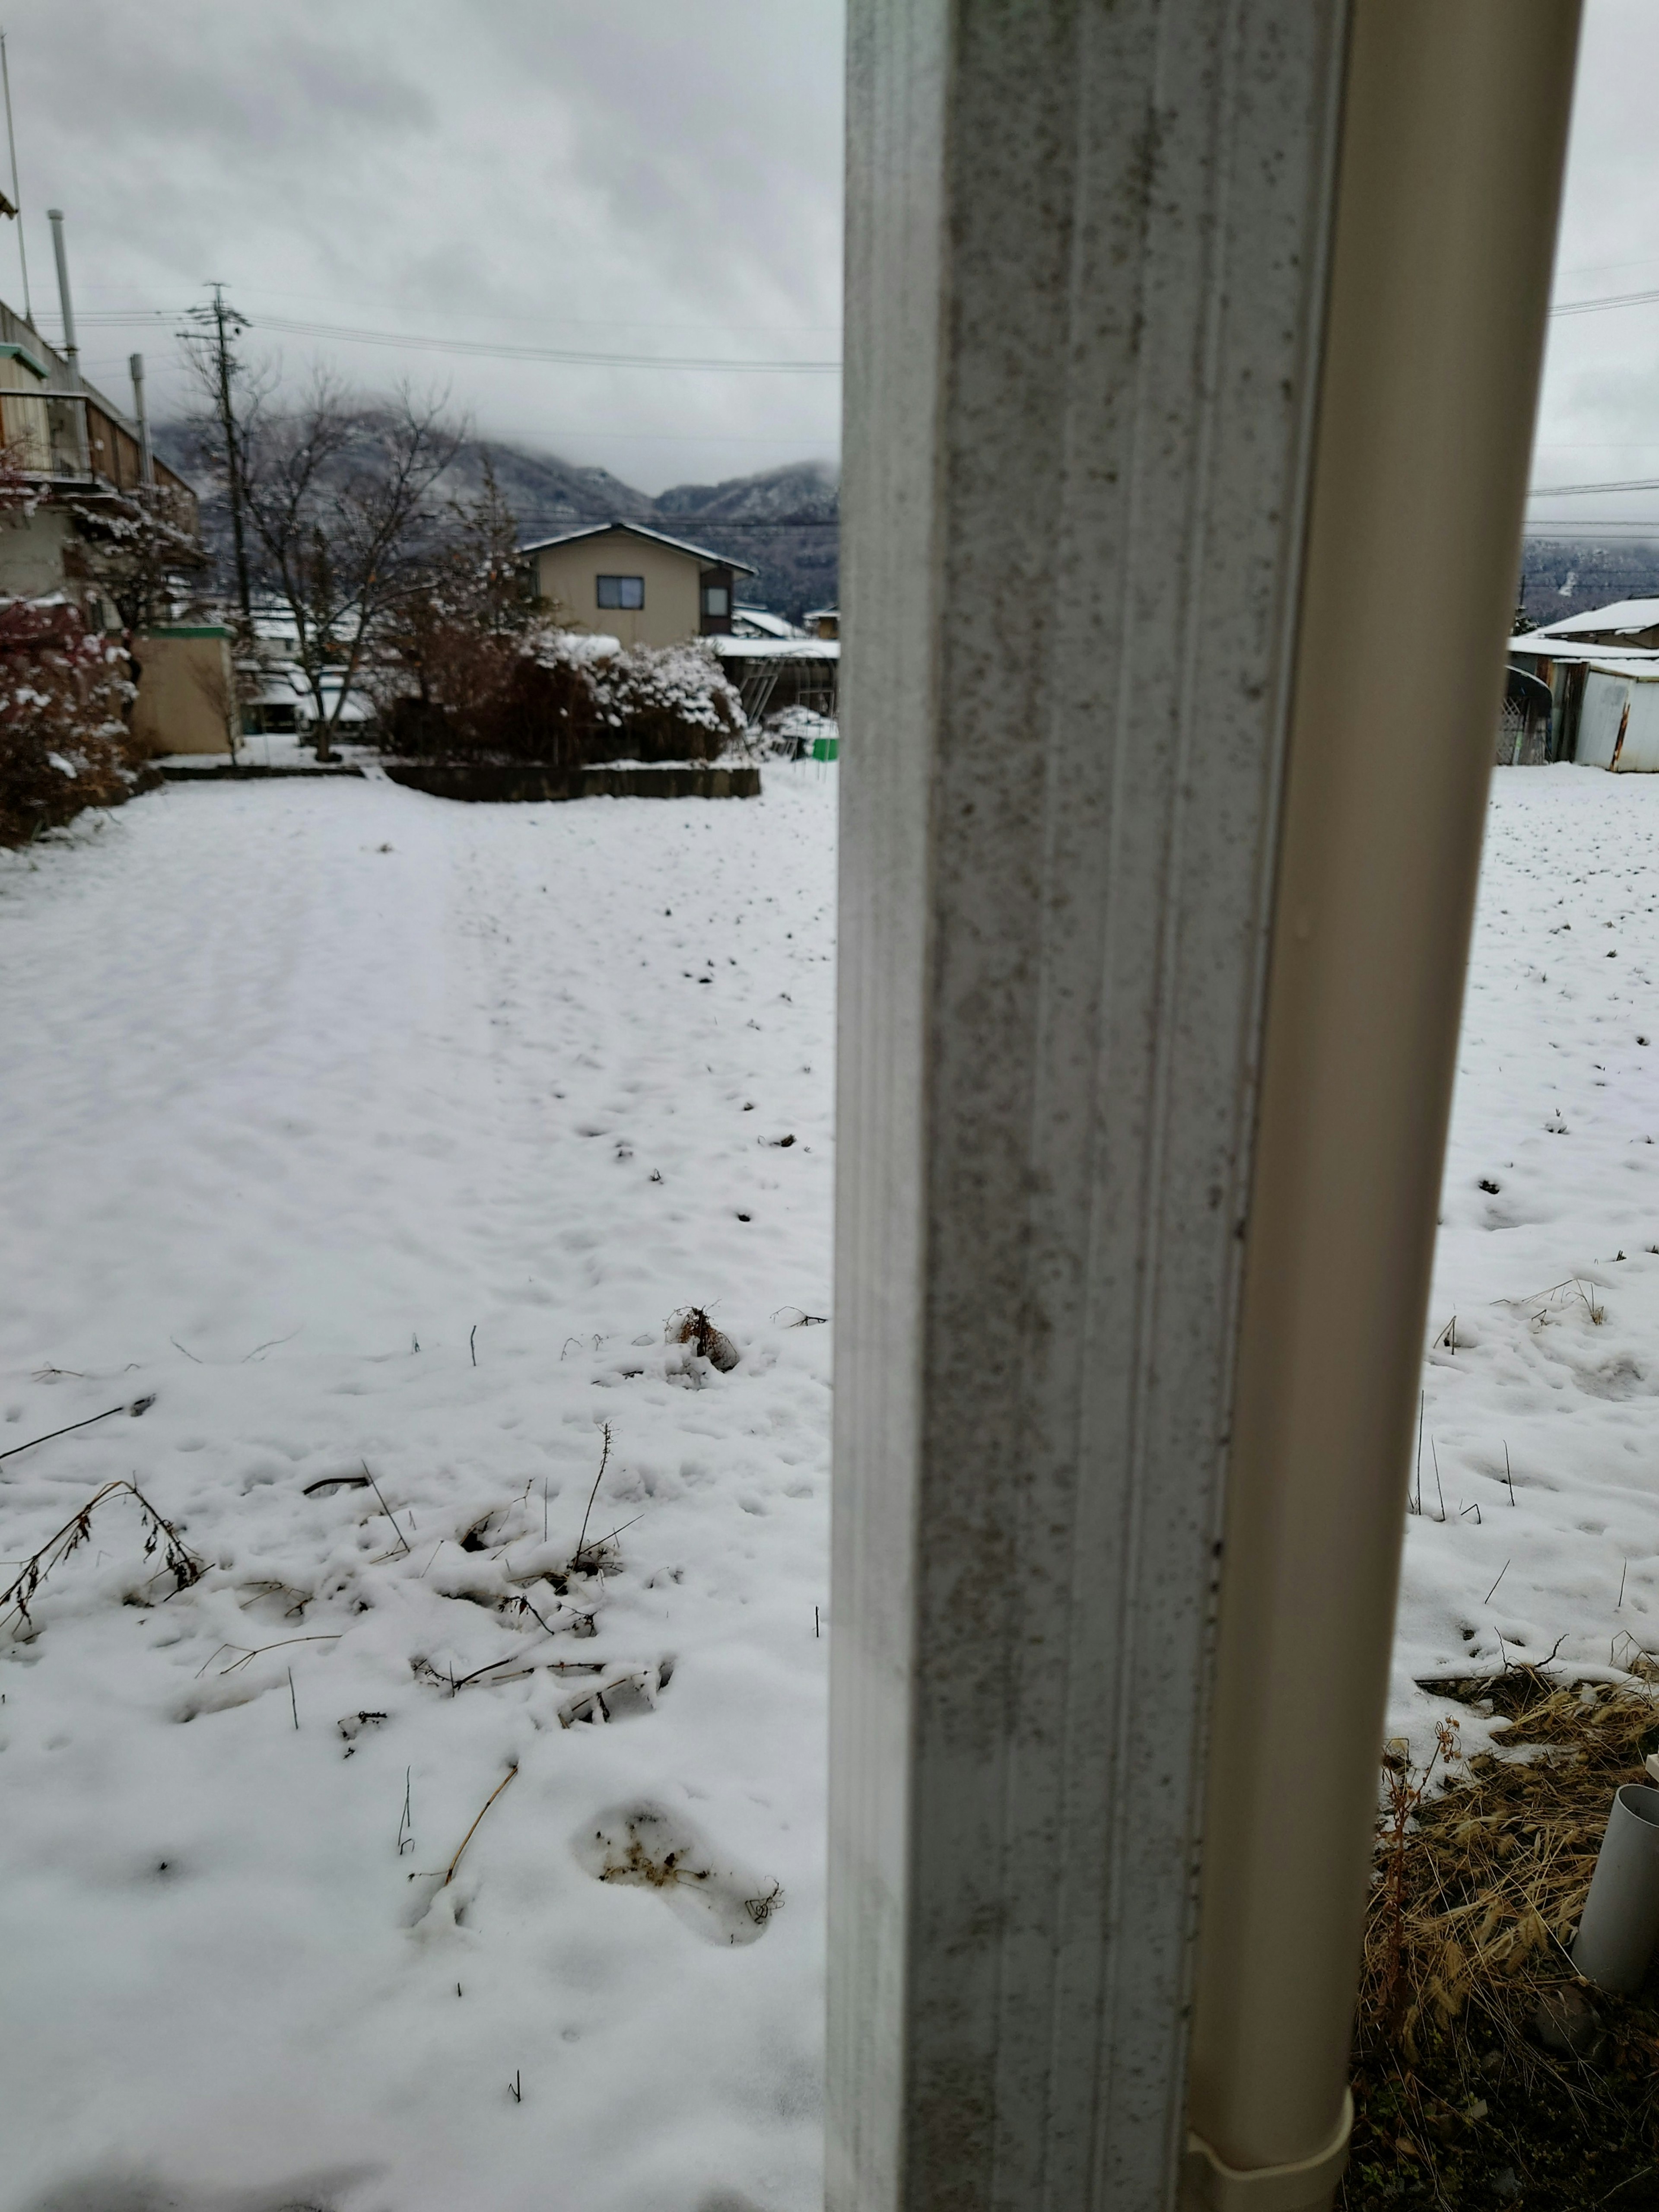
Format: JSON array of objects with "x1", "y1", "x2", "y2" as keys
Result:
[
  {"x1": 1484, "y1": 1560, "x2": 1512, "y2": 1607},
  {"x1": 508, "y1": 2070, "x2": 522, "y2": 2104},
  {"x1": 1431, "y1": 1440, "x2": 1447, "y2": 1523},
  {"x1": 169, "y1": 1338, "x2": 204, "y2": 1363},
  {"x1": 302, "y1": 1473, "x2": 371, "y2": 1497},
  {"x1": 572, "y1": 1425, "x2": 611, "y2": 1565},
  {"x1": 197, "y1": 1633, "x2": 342, "y2": 1678},
  {"x1": 0, "y1": 1395, "x2": 156, "y2": 1465},
  {"x1": 362, "y1": 1462, "x2": 411, "y2": 1554},
  {"x1": 0, "y1": 1480, "x2": 204, "y2": 1635},
  {"x1": 1619, "y1": 1560, "x2": 1628, "y2": 1609},
  {"x1": 1412, "y1": 1393, "x2": 1424, "y2": 1516},
  {"x1": 243, "y1": 1328, "x2": 301, "y2": 1362},
  {"x1": 1503, "y1": 1441, "x2": 1516, "y2": 1506},
  {"x1": 398, "y1": 1767, "x2": 414, "y2": 1856},
  {"x1": 581, "y1": 1513, "x2": 643, "y2": 1559},
  {"x1": 470, "y1": 1325, "x2": 477, "y2": 1368},
  {"x1": 288, "y1": 1667, "x2": 299, "y2": 1729},
  {"x1": 441, "y1": 1764, "x2": 518, "y2": 1887}
]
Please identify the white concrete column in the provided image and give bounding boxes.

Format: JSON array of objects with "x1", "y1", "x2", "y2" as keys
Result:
[{"x1": 829, "y1": 5, "x2": 1577, "y2": 2210}]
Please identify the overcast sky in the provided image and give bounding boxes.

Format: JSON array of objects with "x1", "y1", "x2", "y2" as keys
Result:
[
  {"x1": 1530, "y1": 0, "x2": 1659, "y2": 537},
  {"x1": 1, "y1": 4, "x2": 1653, "y2": 512},
  {"x1": 2, "y1": 0, "x2": 844, "y2": 496}
]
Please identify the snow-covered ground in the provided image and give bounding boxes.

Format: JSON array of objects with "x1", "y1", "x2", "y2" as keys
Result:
[
  {"x1": 0, "y1": 770, "x2": 835, "y2": 2212},
  {"x1": 4, "y1": 756, "x2": 1658, "y2": 2209},
  {"x1": 1404, "y1": 766, "x2": 1659, "y2": 1748}
]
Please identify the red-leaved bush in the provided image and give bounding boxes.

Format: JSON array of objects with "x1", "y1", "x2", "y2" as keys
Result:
[{"x1": 0, "y1": 600, "x2": 140, "y2": 847}]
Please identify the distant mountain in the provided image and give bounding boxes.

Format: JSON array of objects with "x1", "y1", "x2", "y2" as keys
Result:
[
  {"x1": 1519, "y1": 541, "x2": 1659, "y2": 626},
  {"x1": 153, "y1": 424, "x2": 839, "y2": 622},
  {"x1": 645, "y1": 461, "x2": 839, "y2": 616}
]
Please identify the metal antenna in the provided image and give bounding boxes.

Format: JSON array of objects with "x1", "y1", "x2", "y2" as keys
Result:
[{"x1": 0, "y1": 32, "x2": 29, "y2": 325}]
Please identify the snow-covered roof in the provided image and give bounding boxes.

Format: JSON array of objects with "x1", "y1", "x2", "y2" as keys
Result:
[
  {"x1": 1582, "y1": 657, "x2": 1659, "y2": 683},
  {"x1": 518, "y1": 518, "x2": 758, "y2": 576},
  {"x1": 1523, "y1": 598, "x2": 1659, "y2": 640},
  {"x1": 732, "y1": 605, "x2": 798, "y2": 640},
  {"x1": 1509, "y1": 634, "x2": 1659, "y2": 666}
]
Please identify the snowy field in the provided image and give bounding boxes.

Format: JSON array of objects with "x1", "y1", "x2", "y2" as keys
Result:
[
  {"x1": 3, "y1": 757, "x2": 1658, "y2": 2210},
  {"x1": 0, "y1": 769, "x2": 835, "y2": 2212}
]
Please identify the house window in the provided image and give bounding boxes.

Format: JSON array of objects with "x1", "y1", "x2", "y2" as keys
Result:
[
  {"x1": 702, "y1": 583, "x2": 730, "y2": 617},
  {"x1": 597, "y1": 575, "x2": 644, "y2": 610}
]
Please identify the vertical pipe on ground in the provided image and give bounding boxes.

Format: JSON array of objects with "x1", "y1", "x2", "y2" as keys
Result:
[
  {"x1": 1188, "y1": 11, "x2": 1578, "y2": 2196},
  {"x1": 829, "y1": 4, "x2": 1578, "y2": 2211}
]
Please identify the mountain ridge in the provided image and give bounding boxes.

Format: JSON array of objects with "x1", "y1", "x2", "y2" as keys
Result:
[{"x1": 153, "y1": 423, "x2": 839, "y2": 620}]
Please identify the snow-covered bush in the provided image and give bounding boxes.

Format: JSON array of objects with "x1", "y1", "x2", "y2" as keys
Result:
[
  {"x1": 0, "y1": 601, "x2": 140, "y2": 846},
  {"x1": 381, "y1": 623, "x2": 746, "y2": 767}
]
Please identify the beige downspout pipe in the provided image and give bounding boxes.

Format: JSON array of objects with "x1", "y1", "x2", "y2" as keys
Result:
[{"x1": 1183, "y1": 6, "x2": 1580, "y2": 2207}]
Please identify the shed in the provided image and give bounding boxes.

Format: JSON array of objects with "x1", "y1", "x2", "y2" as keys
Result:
[
  {"x1": 130, "y1": 626, "x2": 238, "y2": 757},
  {"x1": 1573, "y1": 661, "x2": 1659, "y2": 773}
]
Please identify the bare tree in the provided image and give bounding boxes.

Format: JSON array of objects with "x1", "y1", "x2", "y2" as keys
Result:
[
  {"x1": 235, "y1": 375, "x2": 466, "y2": 760},
  {"x1": 65, "y1": 483, "x2": 204, "y2": 636}
]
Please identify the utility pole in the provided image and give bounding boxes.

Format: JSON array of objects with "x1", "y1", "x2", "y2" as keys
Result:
[
  {"x1": 0, "y1": 32, "x2": 31, "y2": 326},
  {"x1": 185, "y1": 283, "x2": 252, "y2": 625}
]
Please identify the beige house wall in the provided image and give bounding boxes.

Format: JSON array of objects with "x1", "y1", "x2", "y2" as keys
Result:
[
  {"x1": 131, "y1": 630, "x2": 238, "y2": 756},
  {"x1": 532, "y1": 530, "x2": 702, "y2": 648}
]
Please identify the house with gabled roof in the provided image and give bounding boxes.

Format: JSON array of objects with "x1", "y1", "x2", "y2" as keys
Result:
[{"x1": 519, "y1": 519, "x2": 756, "y2": 650}]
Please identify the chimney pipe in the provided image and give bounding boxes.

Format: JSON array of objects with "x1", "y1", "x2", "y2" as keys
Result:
[
  {"x1": 129, "y1": 352, "x2": 154, "y2": 486},
  {"x1": 45, "y1": 207, "x2": 89, "y2": 476},
  {"x1": 45, "y1": 207, "x2": 76, "y2": 363}
]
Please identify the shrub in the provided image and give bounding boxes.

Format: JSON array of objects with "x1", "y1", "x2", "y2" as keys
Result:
[
  {"x1": 0, "y1": 601, "x2": 140, "y2": 848},
  {"x1": 381, "y1": 623, "x2": 746, "y2": 767}
]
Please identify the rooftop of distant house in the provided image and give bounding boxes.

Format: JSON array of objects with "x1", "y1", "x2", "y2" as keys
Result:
[
  {"x1": 517, "y1": 517, "x2": 758, "y2": 575},
  {"x1": 1512, "y1": 600, "x2": 1659, "y2": 664}
]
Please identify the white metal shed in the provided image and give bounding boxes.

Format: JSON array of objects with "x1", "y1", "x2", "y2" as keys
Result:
[{"x1": 1576, "y1": 660, "x2": 1659, "y2": 771}]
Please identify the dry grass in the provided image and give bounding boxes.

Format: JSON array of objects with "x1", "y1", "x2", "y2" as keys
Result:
[
  {"x1": 0, "y1": 1479, "x2": 206, "y2": 1636},
  {"x1": 1346, "y1": 1666, "x2": 1659, "y2": 2208},
  {"x1": 667, "y1": 1306, "x2": 740, "y2": 1373}
]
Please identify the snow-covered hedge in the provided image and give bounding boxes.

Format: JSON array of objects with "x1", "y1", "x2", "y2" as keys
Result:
[
  {"x1": 571, "y1": 636, "x2": 747, "y2": 761},
  {"x1": 0, "y1": 601, "x2": 140, "y2": 846},
  {"x1": 381, "y1": 622, "x2": 747, "y2": 766}
]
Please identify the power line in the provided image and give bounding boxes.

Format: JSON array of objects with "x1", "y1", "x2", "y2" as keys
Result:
[
  {"x1": 1551, "y1": 286, "x2": 1659, "y2": 318},
  {"x1": 72, "y1": 305, "x2": 839, "y2": 375},
  {"x1": 1529, "y1": 477, "x2": 1659, "y2": 499}
]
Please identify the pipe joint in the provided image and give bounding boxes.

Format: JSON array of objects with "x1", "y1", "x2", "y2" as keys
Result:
[{"x1": 1183, "y1": 2091, "x2": 1353, "y2": 2212}]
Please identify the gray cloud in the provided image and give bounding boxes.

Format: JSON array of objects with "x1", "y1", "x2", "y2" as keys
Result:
[
  {"x1": 3, "y1": 0, "x2": 843, "y2": 493},
  {"x1": 6, "y1": 4, "x2": 1638, "y2": 515}
]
